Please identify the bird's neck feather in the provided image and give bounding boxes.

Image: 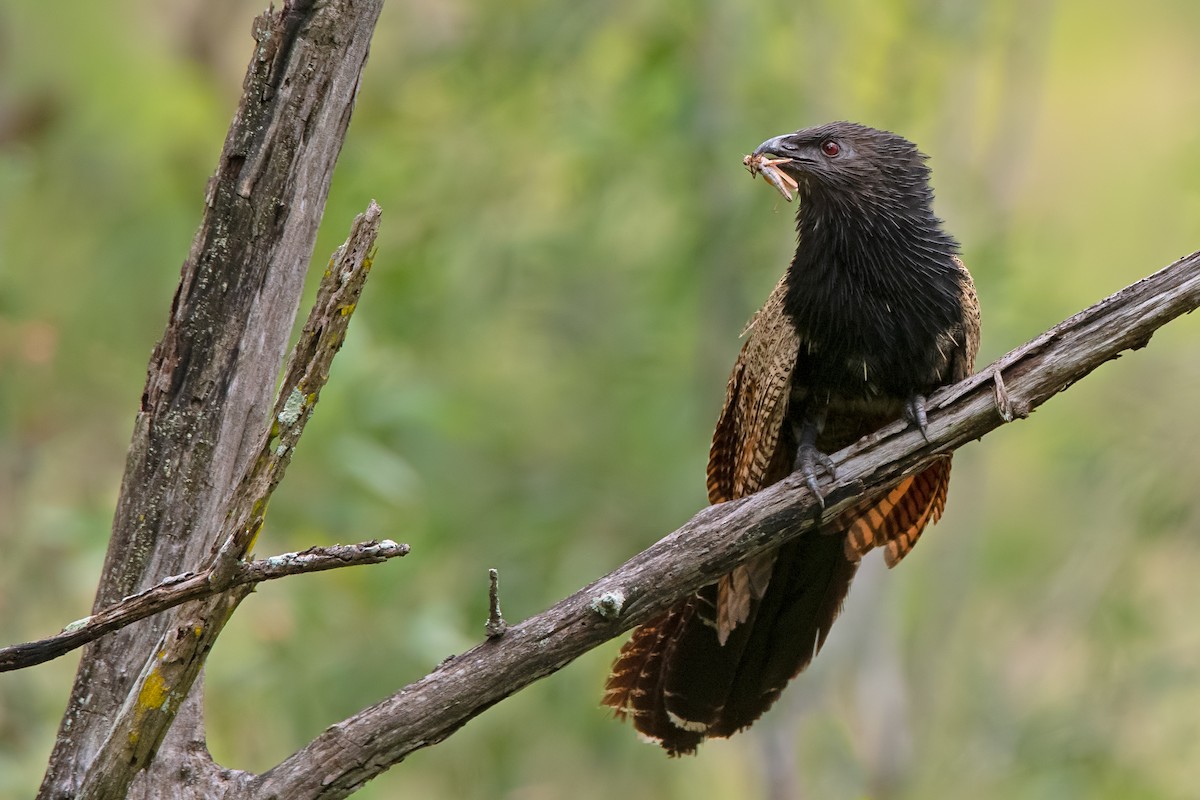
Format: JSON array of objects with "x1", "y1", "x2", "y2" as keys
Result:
[{"x1": 781, "y1": 184, "x2": 963, "y2": 388}]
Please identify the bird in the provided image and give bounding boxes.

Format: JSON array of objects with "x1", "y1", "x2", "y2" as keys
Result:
[{"x1": 602, "y1": 121, "x2": 981, "y2": 755}]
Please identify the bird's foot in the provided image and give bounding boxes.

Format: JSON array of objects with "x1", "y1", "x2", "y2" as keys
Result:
[
  {"x1": 904, "y1": 394, "x2": 930, "y2": 442},
  {"x1": 795, "y1": 443, "x2": 837, "y2": 508}
]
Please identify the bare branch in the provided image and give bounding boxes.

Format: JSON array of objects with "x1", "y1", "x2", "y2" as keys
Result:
[
  {"x1": 208, "y1": 201, "x2": 383, "y2": 589},
  {"x1": 247, "y1": 250, "x2": 1200, "y2": 800},
  {"x1": 0, "y1": 540, "x2": 408, "y2": 674},
  {"x1": 239, "y1": 540, "x2": 409, "y2": 582}
]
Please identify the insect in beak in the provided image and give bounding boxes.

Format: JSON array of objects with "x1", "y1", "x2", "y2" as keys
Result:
[{"x1": 742, "y1": 154, "x2": 798, "y2": 202}]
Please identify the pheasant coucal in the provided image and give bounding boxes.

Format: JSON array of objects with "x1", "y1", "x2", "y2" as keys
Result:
[{"x1": 603, "y1": 122, "x2": 981, "y2": 755}]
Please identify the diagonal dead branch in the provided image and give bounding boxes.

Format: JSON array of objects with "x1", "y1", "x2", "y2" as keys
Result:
[
  {"x1": 208, "y1": 201, "x2": 383, "y2": 588},
  {"x1": 0, "y1": 539, "x2": 408, "y2": 674},
  {"x1": 246, "y1": 249, "x2": 1199, "y2": 800}
]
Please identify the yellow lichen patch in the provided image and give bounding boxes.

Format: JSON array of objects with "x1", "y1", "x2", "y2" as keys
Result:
[
  {"x1": 250, "y1": 496, "x2": 271, "y2": 521},
  {"x1": 137, "y1": 667, "x2": 170, "y2": 713},
  {"x1": 339, "y1": 302, "x2": 356, "y2": 317}
]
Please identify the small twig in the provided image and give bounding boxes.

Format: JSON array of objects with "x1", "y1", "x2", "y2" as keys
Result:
[
  {"x1": 241, "y1": 540, "x2": 409, "y2": 581},
  {"x1": 0, "y1": 540, "x2": 409, "y2": 673},
  {"x1": 485, "y1": 568, "x2": 507, "y2": 638}
]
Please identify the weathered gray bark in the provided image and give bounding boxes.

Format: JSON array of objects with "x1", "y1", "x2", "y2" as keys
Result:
[{"x1": 37, "y1": 2, "x2": 384, "y2": 799}]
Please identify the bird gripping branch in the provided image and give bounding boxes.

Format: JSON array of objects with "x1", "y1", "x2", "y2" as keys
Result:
[{"x1": 603, "y1": 122, "x2": 981, "y2": 755}]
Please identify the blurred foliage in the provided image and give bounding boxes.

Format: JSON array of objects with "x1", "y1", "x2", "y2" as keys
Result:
[{"x1": 2, "y1": 0, "x2": 1199, "y2": 798}]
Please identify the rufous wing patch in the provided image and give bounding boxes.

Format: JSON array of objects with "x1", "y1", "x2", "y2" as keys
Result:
[{"x1": 840, "y1": 457, "x2": 952, "y2": 567}]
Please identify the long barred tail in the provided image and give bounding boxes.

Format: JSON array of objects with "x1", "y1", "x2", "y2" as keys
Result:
[
  {"x1": 602, "y1": 458, "x2": 953, "y2": 754},
  {"x1": 601, "y1": 531, "x2": 857, "y2": 755}
]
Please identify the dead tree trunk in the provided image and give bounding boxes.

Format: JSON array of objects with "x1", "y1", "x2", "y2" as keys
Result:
[{"x1": 37, "y1": 2, "x2": 384, "y2": 798}]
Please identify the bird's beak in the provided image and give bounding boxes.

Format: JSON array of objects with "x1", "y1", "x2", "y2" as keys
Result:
[
  {"x1": 752, "y1": 134, "x2": 796, "y2": 159},
  {"x1": 755, "y1": 134, "x2": 818, "y2": 170}
]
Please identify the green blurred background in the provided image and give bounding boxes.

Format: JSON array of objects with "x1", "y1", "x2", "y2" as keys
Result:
[{"x1": 2, "y1": 0, "x2": 1199, "y2": 798}]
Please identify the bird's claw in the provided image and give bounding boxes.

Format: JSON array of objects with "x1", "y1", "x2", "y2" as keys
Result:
[
  {"x1": 905, "y1": 394, "x2": 930, "y2": 442},
  {"x1": 795, "y1": 443, "x2": 837, "y2": 508}
]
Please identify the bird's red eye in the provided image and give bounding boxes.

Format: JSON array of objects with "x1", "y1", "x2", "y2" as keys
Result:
[{"x1": 821, "y1": 140, "x2": 840, "y2": 157}]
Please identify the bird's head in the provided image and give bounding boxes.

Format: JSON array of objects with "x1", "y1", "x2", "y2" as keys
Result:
[{"x1": 750, "y1": 121, "x2": 932, "y2": 208}]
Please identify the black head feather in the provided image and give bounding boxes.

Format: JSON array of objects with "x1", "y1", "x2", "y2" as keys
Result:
[{"x1": 753, "y1": 122, "x2": 965, "y2": 400}]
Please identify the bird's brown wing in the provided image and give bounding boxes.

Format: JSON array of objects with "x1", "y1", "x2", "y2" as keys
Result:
[
  {"x1": 706, "y1": 277, "x2": 802, "y2": 638},
  {"x1": 706, "y1": 275, "x2": 799, "y2": 504},
  {"x1": 840, "y1": 460, "x2": 951, "y2": 566}
]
